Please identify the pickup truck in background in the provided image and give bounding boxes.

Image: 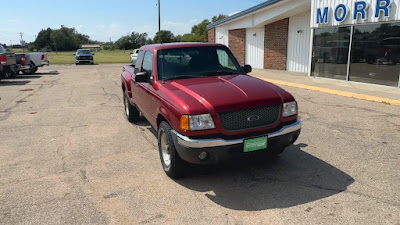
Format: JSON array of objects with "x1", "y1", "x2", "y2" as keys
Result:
[
  {"x1": 15, "y1": 53, "x2": 32, "y2": 75},
  {"x1": 130, "y1": 49, "x2": 140, "y2": 65},
  {"x1": 121, "y1": 43, "x2": 301, "y2": 178},
  {"x1": 0, "y1": 45, "x2": 17, "y2": 79},
  {"x1": 21, "y1": 52, "x2": 49, "y2": 74},
  {"x1": 74, "y1": 49, "x2": 94, "y2": 65}
]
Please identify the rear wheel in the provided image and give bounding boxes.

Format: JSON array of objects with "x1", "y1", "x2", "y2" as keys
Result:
[
  {"x1": 22, "y1": 64, "x2": 37, "y2": 75},
  {"x1": 4, "y1": 70, "x2": 12, "y2": 78},
  {"x1": 123, "y1": 91, "x2": 139, "y2": 122},
  {"x1": 158, "y1": 121, "x2": 188, "y2": 178}
]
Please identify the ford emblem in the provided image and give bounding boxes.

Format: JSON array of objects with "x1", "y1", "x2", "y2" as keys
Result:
[{"x1": 247, "y1": 115, "x2": 260, "y2": 122}]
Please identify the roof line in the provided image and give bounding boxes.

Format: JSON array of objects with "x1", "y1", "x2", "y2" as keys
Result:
[{"x1": 206, "y1": 0, "x2": 283, "y2": 29}]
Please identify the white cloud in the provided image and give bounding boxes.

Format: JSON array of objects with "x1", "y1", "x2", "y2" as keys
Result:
[
  {"x1": 79, "y1": 18, "x2": 198, "y2": 42},
  {"x1": 228, "y1": 11, "x2": 240, "y2": 16},
  {"x1": 76, "y1": 25, "x2": 84, "y2": 32},
  {"x1": 7, "y1": 19, "x2": 20, "y2": 23}
]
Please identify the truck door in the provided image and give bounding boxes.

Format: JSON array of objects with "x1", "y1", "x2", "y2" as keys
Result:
[{"x1": 136, "y1": 51, "x2": 157, "y2": 123}]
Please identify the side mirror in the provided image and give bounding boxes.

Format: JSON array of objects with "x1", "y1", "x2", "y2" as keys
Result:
[
  {"x1": 92, "y1": 53, "x2": 95, "y2": 55},
  {"x1": 73, "y1": 53, "x2": 76, "y2": 56},
  {"x1": 242, "y1": 64, "x2": 252, "y2": 73},
  {"x1": 135, "y1": 72, "x2": 149, "y2": 83}
]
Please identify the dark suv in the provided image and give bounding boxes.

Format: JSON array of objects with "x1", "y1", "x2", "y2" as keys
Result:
[{"x1": 74, "y1": 49, "x2": 94, "y2": 65}]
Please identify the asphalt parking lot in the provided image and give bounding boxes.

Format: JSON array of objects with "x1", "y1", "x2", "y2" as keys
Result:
[{"x1": 0, "y1": 64, "x2": 399, "y2": 224}]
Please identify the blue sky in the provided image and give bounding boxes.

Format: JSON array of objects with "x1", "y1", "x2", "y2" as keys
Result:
[{"x1": 0, "y1": 0, "x2": 265, "y2": 45}]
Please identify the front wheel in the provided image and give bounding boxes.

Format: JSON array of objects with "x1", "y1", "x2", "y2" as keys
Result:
[{"x1": 158, "y1": 121, "x2": 188, "y2": 178}]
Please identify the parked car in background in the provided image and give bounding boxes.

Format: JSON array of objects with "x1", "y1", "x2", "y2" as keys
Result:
[
  {"x1": 130, "y1": 49, "x2": 140, "y2": 65},
  {"x1": 0, "y1": 45, "x2": 17, "y2": 79},
  {"x1": 74, "y1": 49, "x2": 94, "y2": 65},
  {"x1": 121, "y1": 43, "x2": 301, "y2": 178}
]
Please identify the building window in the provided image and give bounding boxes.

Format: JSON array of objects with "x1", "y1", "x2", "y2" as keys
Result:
[
  {"x1": 349, "y1": 22, "x2": 400, "y2": 87},
  {"x1": 311, "y1": 27, "x2": 351, "y2": 80}
]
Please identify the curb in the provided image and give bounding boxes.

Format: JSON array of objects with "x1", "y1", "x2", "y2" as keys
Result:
[{"x1": 258, "y1": 77, "x2": 400, "y2": 107}]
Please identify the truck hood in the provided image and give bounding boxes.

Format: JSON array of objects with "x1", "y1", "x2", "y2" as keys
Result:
[{"x1": 162, "y1": 74, "x2": 291, "y2": 114}]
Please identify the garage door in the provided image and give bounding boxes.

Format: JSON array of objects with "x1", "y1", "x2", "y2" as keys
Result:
[
  {"x1": 215, "y1": 27, "x2": 229, "y2": 46},
  {"x1": 246, "y1": 27, "x2": 265, "y2": 69},
  {"x1": 287, "y1": 11, "x2": 311, "y2": 73}
]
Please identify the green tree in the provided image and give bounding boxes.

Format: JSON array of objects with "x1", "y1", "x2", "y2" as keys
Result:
[
  {"x1": 212, "y1": 14, "x2": 228, "y2": 23},
  {"x1": 114, "y1": 32, "x2": 149, "y2": 50},
  {"x1": 34, "y1": 28, "x2": 53, "y2": 50},
  {"x1": 180, "y1": 14, "x2": 228, "y2": 42},
  {"x1": 153, "y1": 30, "x2": 175, "y2": 43},
  {"x1": 32, "y1": 26, "x2": 98, "y2": 51}
]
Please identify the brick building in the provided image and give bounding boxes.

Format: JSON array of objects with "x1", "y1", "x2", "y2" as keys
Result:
[{"x1": 207, "y1": 0, "x2": 400, "y2": 88}]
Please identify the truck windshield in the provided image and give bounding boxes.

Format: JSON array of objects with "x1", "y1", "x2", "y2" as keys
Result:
[
  {"x1": 77, "y1": 50, "x2": 91, "y2": 54},
  {"x1": 157, "y1": 46, "x2": 243, "y2": 81},
  {"x1": 0, "y1": 45, "x2": 5, "y2": 54}
]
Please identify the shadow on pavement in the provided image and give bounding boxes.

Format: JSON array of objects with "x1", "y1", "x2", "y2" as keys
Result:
[
  {"x1": 15, "y1": 75, "x2": 42, "y2": 79},
  {"x1": 132, "y1": 117, "x2": 355, "y2": 210},
  {"x1": 174, "y1": 144, "x2": 354, "y2": 211},
  {"x1": 0, "y1": 80, "x2": 31, "y2": 86}
]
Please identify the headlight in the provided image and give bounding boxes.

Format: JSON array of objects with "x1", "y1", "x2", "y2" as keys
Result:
[
  {"x1": 180, "y1": 114, "x2": 215, "y2": 131},
  {"x1": 282, "y1": 101, "x2": 298, "y2": 117}
]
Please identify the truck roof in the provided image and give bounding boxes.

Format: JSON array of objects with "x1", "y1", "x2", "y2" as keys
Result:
[{"x1": 140, "y1": 42, "x2": 225, "y2": 51}]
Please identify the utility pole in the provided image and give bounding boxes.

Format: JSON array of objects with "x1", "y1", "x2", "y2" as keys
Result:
[
  {"x1": 158, "y1": 0, "x2": 161, "y2": 43},
  {"x1": 19, "y1": 32, "x2": 25, "y2": 53}
]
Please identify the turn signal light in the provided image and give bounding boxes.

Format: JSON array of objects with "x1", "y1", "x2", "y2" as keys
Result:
[
  {"x1": 21, "y1": 56, "x2": 26, "y2": 64},
  {"x1": 41, "y1": 55, "x2": 45, "y2": 60},
  {"x1": 180, "y1": 115, "x2": 189, "y2": 131}
]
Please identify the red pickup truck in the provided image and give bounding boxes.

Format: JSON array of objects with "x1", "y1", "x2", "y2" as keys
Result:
[{"x1": 121, "y1": 43, "x2": 301, "y2": 178}]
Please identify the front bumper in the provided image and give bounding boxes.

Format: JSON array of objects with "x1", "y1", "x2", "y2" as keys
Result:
[
  {"x1": 171, "y1": 120, "x2": 301, "y2": 164},
  {"x1": 76, "y1": 59, "x2": 93, "y2": 64}
]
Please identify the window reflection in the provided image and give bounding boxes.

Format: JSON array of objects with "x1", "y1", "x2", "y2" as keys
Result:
[
  {"x1": 311, "y1": 27, "x2": 351, "y2": 80},
  {"x1": 349, "y1": 23, "x2": 400, "y2": 87}
]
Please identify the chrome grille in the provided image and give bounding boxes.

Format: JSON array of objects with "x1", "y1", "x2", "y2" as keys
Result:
[{"x1": 218, "y1": 105, "x2": 281, "y2": 131}]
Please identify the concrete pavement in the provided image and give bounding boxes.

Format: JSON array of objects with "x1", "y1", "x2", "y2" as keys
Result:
[
  {"x1": 250, "y1": 69, "x2": 400, "y2": 106},
  {"x1": 0, "y1": 65, "x2": 399, "y2": 224}
]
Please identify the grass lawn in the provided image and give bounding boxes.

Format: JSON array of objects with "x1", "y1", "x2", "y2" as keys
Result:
[
  {"x1": 8, "y1": 49, "x2": 132, "y2": 65},
  {"x1": 48, "y1": 50, "x2": 132, "y2": 65}
]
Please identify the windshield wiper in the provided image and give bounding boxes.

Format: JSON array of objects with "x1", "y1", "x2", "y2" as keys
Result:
[
  {"x1": 205, "y1": 70, "x2": 238, "y2": 76},
  {"x1": 163, "y1": 75, "x2": 201, "y2": 81}
]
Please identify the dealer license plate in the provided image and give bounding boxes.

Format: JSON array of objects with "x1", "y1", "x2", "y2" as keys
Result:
[{"x1": 243, "y1": 136, "x2": 268, "y2": 152}]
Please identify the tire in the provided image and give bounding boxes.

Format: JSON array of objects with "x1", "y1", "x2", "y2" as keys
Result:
[
  {"x1": 4, "y1": 70, "x2": 12, "y2": 78},
  {"x1": 22, "y1": 64, "x2": 36, "y2": 75},
  {"x1": 123, "y1": 91, "x2": 139, "y2": 122},
  {"x1": 158, "y1": 121, "x2": 188, "y2": 178},
  {"x1": 9, "y1": 70, "x2": 17, "y2": 78}
]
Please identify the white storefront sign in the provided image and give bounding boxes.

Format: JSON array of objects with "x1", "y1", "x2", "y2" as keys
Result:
[{"x1": 311, "y1": 0, "x2": 400, "y2": 28}]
